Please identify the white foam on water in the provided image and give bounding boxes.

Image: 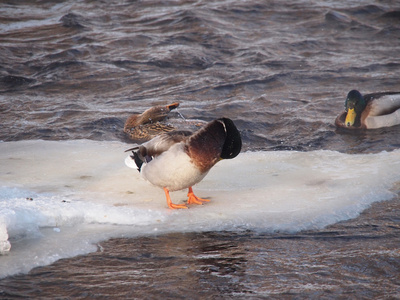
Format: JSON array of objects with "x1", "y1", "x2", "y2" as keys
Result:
[{"x1": 0, "y1": 140, "x2": 399, "y2": 278}]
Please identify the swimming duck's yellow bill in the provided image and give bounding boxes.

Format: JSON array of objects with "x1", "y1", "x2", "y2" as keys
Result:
[{"x1": 345, "y1": 108, "x2": 356, "y2": 127}]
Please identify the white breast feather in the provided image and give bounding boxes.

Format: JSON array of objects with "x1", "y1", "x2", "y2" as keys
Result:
[{"x1": 141, "y1": 143, "x2": 208, "y2": 191}]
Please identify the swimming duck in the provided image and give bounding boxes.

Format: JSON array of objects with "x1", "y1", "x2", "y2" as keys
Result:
[
  {"x1": 125, "y1": 118, "x2": 242, "y2": 209},
  {"x1": 335, "y1": 90, "x2": 400, "y2": 129},
  {"x1": 124, "y1": 102, "x2": 179, "y2": 141}
]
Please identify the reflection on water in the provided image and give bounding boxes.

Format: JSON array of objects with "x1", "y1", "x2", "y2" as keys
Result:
[{"x1": 333, "y1": 126, "x2": 400, "y2": 154}]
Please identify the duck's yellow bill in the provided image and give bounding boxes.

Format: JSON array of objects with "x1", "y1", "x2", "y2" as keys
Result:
[{"x1": 345, "y1": 108, "x2": 356, "y2": 127}]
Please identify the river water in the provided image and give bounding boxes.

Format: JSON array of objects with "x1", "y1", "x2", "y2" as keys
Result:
[{"x1": 1, "y1": 0, "x2": 400, "y2": 298}]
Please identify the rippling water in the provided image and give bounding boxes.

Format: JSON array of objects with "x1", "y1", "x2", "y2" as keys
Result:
[
  {"x1": 2, "y1": 0, "x2": 400, "y2": 152},
  {"x1": 1, "y1": 0, "x2": 400, "y2": 298}
]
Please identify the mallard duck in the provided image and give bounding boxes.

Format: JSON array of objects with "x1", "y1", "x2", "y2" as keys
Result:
[
  {"x1": 125, "y1": 118, "x2": 242, "y2": 209},
  {"x1": 124, "y1": 102, "x2": 207, "y2": 141},
  {"x1": 124, "y1": 102, "x2": 179, "y2": 141},
  {"x1": 335, "y1": 90, "x2": 400, "y2": 129}
]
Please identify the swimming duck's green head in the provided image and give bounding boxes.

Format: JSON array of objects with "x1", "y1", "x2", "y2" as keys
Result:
[{"x1": 345, "y1": 90, "x2": 366, "y2": 127}]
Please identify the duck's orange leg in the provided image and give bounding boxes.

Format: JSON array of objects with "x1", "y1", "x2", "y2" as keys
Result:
[
  {"x1": 163, "y1": 187, "x2": 188, "y2": 209},
  {"x1": 187, "y1": 187, "x2": 210, "y2": 205}
]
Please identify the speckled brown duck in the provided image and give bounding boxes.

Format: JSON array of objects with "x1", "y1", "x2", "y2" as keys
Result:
[
  {"x1": 124, "y1": 102, "x2": 207, "y2": 141},
  {"x1": 124, "y1": 102, "x2": 179, "y2": 141}
]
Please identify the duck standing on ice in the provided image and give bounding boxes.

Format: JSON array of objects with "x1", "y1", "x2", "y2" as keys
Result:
[{"x1": 125, "y1": 118, "x2": 242, "y2": 209}]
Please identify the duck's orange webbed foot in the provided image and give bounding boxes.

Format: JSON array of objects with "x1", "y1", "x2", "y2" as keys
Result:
[
  {"x1": 164, "y1": 187, "x2": 188, "y2": 209},
  {"x1": 187, "y1": 187, "x2": 210, "y2": 205}
]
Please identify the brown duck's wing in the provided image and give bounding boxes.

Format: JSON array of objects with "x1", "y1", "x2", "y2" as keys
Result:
[
  {"x1": 124, "y1": 122, "x2": 176, "y2": 142},
  {"x1": 145, "y1": 123, "x2": 175, "y2": 136},
  {"x1": 124, "y1": 114, "x2": 140, "y2": 132},
  {"x1": 124, "y1": 126, "x2": 150, "y2": 141}
]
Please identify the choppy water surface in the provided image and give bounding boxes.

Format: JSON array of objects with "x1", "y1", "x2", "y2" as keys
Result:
[
  {"x1": 2, "y1": 200, "x2": 400, "y2": 299},
  {"x1": 1, "y1": 0, "x2": 400, "y2": 298}
]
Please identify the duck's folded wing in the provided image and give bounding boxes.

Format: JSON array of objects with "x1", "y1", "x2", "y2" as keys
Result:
[
  {"x1": 366, "y1": 93, "x2": 400, "y2": 116},
  {"x1": 142, "y1": 130, "x2": 192, "y2": 157},
  {"x1": 364, "y1": 109, "x2": 400, "y2": 129}
]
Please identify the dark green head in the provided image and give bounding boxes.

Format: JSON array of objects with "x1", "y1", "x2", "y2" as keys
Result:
[
  {"x1": 344, "y1": 90, "x2": 366, "y2": 127},
  {"x1": 219, "y1": 118, "x2": 242, "y2": 159}
]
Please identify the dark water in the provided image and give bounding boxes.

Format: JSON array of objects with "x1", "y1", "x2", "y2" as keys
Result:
[
  {"x1": 1, "y1": 198, "x2": 400, "y2": 299},
  {"x1": 1, "y1": 0, "x2": 400, "y2": 152},
  {"x1": 1, "y1": 0, "x2": 400, "y2": 298}
]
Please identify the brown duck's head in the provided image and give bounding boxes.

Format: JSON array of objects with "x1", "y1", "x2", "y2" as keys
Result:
[
  {"x1": 141, "y1": 102, "x2": 179, "y2": 123},
  {"x1": 124, "y1": 102, "x2": 179, "y2": 130}
]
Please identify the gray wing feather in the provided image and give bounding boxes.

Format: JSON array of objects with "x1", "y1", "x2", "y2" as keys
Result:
[{"x1": 142, "y1": 130, "x2": 192, "y2": 157}]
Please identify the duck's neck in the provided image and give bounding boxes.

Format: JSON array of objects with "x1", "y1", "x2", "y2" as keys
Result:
[{"x1": 124, "y1": 115, "x2": 141, "y2": 131}]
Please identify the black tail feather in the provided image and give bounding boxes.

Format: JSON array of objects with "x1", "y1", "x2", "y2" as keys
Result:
[{"x1": 131, "y1": 151, "x2": 143, "y2": 172}]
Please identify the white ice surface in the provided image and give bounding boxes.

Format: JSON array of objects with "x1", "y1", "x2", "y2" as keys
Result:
[{"x1": 1, "y1": 140, "x2": 399, "y2": 278}]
